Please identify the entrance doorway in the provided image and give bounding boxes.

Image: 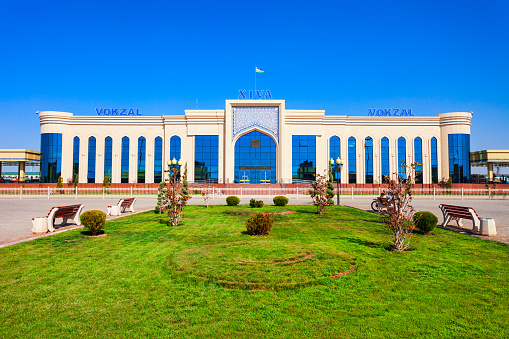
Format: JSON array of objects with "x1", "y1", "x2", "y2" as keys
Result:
[{"x1": 234, "y1": 131, "x2": 276, "y2": 183}]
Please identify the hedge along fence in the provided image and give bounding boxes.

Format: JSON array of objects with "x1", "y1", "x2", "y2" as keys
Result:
[{"x1": 1, "y1": 186, "x2": 508, "y2": 200}]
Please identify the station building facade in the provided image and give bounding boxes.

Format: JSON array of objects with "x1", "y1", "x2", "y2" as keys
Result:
[{"x1": 39, "y1": 99, "x2": 472, "y2": 185}]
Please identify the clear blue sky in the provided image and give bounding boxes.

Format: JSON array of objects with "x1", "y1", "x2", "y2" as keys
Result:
[{"x1": 0, "y1": 0, "x2": 508, "y2": 153}]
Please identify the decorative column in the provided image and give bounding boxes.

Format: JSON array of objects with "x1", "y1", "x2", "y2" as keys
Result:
[{"x1": 18, "y1": 161, "x2": 26, "y2": 182}]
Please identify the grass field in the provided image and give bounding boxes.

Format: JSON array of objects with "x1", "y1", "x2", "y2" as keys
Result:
[{"x1": 1, "y1": 205, "x2": 508, "y2": 338}]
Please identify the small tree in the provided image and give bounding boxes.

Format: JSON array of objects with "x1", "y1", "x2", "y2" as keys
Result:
[
  {"x1": 327, "y1": 163, "x2": 335, "y2": 205},
  {"x1": 102, "y1": 170, "x2": 111, "y2": 188},
  {"x1": 164, "y1": 162, "x2": 191, "y2": 226},
  {"x1": 155, "y1": 181, "x2": 167, "y2": 214},
  {"x1": 309, "y1": 171, "x2": 333, "y2": 214},
  {"x1": 56, "y1": 176, "x2": 64, "y2": 194},
  {"x1": 380, "y1": 162, "x2": 418, "y2": 251}
]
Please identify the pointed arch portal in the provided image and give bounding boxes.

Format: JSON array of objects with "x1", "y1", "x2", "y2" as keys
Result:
[{"x1": 234, "y1": 130, "x2": 276, "y2": 183}]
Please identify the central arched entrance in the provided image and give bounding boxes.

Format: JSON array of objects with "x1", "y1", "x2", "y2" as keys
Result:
[{"x1": 234, "y1": 130, "x2": 276, "y2": 183}]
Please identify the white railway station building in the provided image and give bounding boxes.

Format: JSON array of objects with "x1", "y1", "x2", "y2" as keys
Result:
[{"x1": 39, "y1": 99, "x2": 472, "y2": 185}]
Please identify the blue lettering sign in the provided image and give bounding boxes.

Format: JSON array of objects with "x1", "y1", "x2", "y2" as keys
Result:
[
  {"x1": 95, "y1": 108, "x2": 141, "y2": 116},
  {"x1": 237, "y1": 90, "x2": 272, "y2": 100},
  {"x1": 367, "y1": 108, "x2": 413, "y2": 117}
]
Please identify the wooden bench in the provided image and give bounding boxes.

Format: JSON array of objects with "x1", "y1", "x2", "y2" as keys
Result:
[
  {"x1": 107, "y1": 198, "x2": 137, "y2": 216},
  {"x1": 439, "y1": 204, "x2": 481, "y2": 233},
  {"x1": 33, "y1": 204, "x2": 85, "y2": 233}
]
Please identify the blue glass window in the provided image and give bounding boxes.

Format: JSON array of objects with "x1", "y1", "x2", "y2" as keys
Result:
[
  {"x1": 398, "y1": 137, "x2": 406, "y2": 179},
  {"x1": 121, "y1": 136, "x2": 129, "y2": 183},
  {"x1": 154, "y1": 137, "x2": 163, "y2": 183},
  {"x1": 292, "y1": 135, "x2": 316, "y2": 181},
  {"x1": 449, "y1": 134, "x2": 470, "y2": 183},
  {"x1": 234, "y1": 131, "x2": 276, "y2": 183},
  {"x1": 73, "y1": 136, "x2": 79, "y2": 181},
  {"x1": 137, "y1": 137, "x2": 146, "y2": 183},
  {"x1": 365, "y1": 137, "x2": 373, "y2": 184},
  {"x1": 431, "y1": 137, "x2": 438, "y2": 183},
  {"x1": 329, "y1": 136, "x2": 341, "y2": 182},
  {"x1": 414, "y1": 137, "x2": 423, "y2": 183},
  {"x1": 170, "y1": 136, "x2": 181, "y2": 162},
  {"x1": 195, "y1": 135, "x2": 219, "y2": 182},
  {"x1": 104, "y1": 137, "x2": 112, "y2": 182},
  {"x1": 348, "y1": 137, "x2": 356, "y2": 183},
  {"x1": 381, "y1": 137, "x2": 389, "y2": 183},
  {"x1": 87, "y1": 137, "x2": 96, "y2": 183},
  {"x1": 40, "y1": 133, "x2": 62, "y2": 183}
]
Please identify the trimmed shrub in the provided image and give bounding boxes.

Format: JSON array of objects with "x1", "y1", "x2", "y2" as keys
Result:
[
  {"x1": 246, "y1": 213, "x2": 273, "y2": 236},
  {"x1": 413, "y1": 211, "x2": 438, "y2": 234},
  {"x1": 249, "y1": 198, "x2": 264, "y2": 208},
  {"x1": 80, "y1": 210, "x2": 106, "y2": 235},
  {"x1": 226, "y1": 196, "x2": 240, "y2": 206},
  {"x1": 273, "y1": 196, "x2": 289, "y2": 206}
]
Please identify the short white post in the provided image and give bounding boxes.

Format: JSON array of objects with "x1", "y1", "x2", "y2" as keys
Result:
[
  {"x1": 103, "y1": 187, "x2": 105, "y2": 199},
  {"x1": 131, "y1": 187, "x2": 133, "y2": 196},
  {"x1": 297, "y1": 187, "x2": 299, "y2": 199},
  {"x1": 20, "y1": 187, "x2": 22, "y2": 199},
  {"x1": 351, "y1": 187, "x2": 354, "y2": 200},
  {"x1": 489, "y1": 187, "x2": 491, "y2": 200},
  {"x1": 48, "y1": 187, "x2": 50, "y2": 199},
  {"x1": 75, "y1": 187, "x2": 78, "y2": 199},
  {"x1": 461, "y1": 187, "x2": 464, "y2": 200},
  {"x1": 433, "y1": 187, "x2": 436, "y2": 200},
  {"x1": 213, "y1": 188, "x2": 215, "y2": 200}
]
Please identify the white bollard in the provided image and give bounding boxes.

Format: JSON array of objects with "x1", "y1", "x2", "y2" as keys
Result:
[
  {"x1": 48, "y1": 187, "x2": 50, "y2": 199},
  {"x1": 20, "y1": 187, "x2": 22, "y2": 199},
  {"x1": 433, "y1": 187, "x2": 436, "y2": 200},
  {"x1": 461, "y1": 187, "x2": 464, "y2": 200},
  {"x1": 351, "y1": 187, "x2": 354, "y2": 200}
]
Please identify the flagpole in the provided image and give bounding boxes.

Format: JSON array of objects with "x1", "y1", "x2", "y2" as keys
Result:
[{"x1": 254, "y1": 66, "x2": 256, "y2": 99}]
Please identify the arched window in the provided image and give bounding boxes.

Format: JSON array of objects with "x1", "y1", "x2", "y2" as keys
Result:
[
  {"x1": 121, "y1": 136, "x2": 129, "y2": 183},
  {"x1": 137, "y1": 137, "x2": 146, "y2": 183},
  {"x1": 398, "y1": 137, "x2": 406, "y2": 179},
  {"x1": 329, "y1": 136, "x2": 341, "y2": 181},
  {"x1": 348, "y1": 137, "x2": 356, "y2": 183},
  {"x1": 381, "y1": 137, "x2": 389, "y2": 183},
  {"x1": 170, "y1": 136, "x2": 181, "y2": 162},
  {"x1": 73, "y1": 137, "x2": 79, "y2": 182},
  {"x1": 431, "y1": 137, "x2": 438, "y2": 183},
  {"x1": 414, "y1": 137, "x2": 423, "y2": 183},
  {"x1": 154, "y1": 137, "x2": 163, "y2": 183},
  {"x1": 87, "y1": 136, "x2": 96, "y2": 183},
  {"x1": 104, "y1": 137, "x2": 112, "y2": 182},
  {"x1": 365, "y1": 137, "x2": 373, "y2": 184}
]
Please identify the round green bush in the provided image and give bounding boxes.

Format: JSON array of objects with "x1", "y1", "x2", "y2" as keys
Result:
[
  {"x1": 273, "y1": 196, "x2": 289, "y2": 206},
  {"x1": 413, "y1": 211, "x2": 438, "y2": 234},
  {"x1": 226, "y1": 196, "x2": 240, "y2": 206},
  {"x1": 246, "y1": 213, "x2": 273, "y2": 235},
  {"x1": 249, "y1": 198, "x2": 264, "y2": 208},
  {"x1": 80, "y1": 210, "x2": 106, "y2": 235}
]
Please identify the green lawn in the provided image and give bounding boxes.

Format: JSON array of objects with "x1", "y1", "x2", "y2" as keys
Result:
[{"x1": 1, "y1": 205, "x2": 508, "y2": 338}]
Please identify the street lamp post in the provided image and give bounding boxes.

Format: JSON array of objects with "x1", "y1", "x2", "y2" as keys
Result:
[{"x1": 330, "y1": 157, "x2": 344, "y2": 206}]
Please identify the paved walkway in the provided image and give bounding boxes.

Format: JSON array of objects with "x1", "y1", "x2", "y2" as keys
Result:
[{"x1": 1, "y1": 194, "x2": 508, "y2": 247}]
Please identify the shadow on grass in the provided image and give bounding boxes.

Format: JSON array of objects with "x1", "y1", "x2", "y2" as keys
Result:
[
  {"x1": 80, "y1": 230, "x2": 106, "y2": 237},
  {"x1": 332, "y1": 235, "x2": 381, "y2": 249}
]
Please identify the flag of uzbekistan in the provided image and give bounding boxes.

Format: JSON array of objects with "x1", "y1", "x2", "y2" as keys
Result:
[{"x1": 255, "y1": 67, "x2": 264, "y2": 73}]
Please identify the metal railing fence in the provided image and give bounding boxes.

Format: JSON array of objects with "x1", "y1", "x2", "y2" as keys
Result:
[{"x1": 1, "y1": 186, "x2": 508, "y2": 200}]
